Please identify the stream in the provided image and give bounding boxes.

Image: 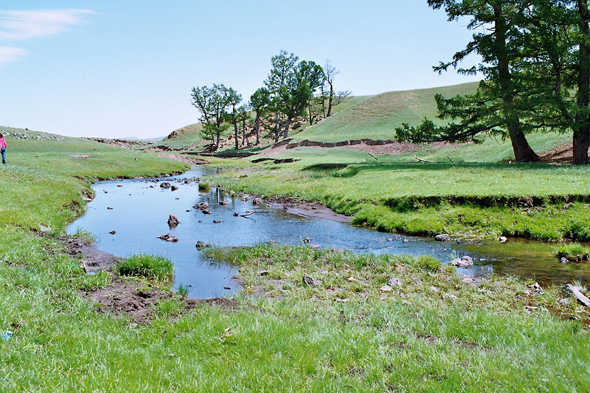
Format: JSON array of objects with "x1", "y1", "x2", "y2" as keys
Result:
[{"x1": 67, "y1": 167, "x2": 590, "y2": 298}]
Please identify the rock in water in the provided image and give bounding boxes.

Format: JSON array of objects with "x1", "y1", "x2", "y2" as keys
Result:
[
  {"x1": 435, "y1": 234, "x2": 451, "y2": 242},
  {"x1": 171, "y1": 185, "x2": 179, "y2": 191},
  {"x1": 252, "y1": 198, "x2": 263, "y2": 206},
  {"x1": 450, "y1": 256, "x2": 474, "y2": 268},
  {"x1": 195, "y1": 241, "x2": 211, "y2": 251},
  {"x1": 158, "y1": 234, "x2": 178, "y2": 242},
  {"x1": 194, "y1": 202, "x2": 209, "y2": 210},
  {"x1": 167, "y1": 214, "x2": 180, "y2": 228},
  {"x1": 160, "y1": 182, "x2": 172, "y2": 189}
]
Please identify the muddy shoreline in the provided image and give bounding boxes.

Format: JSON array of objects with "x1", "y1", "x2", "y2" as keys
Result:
[{"x1": 60, "y1": 236, "x2": 241, "y2": 324}]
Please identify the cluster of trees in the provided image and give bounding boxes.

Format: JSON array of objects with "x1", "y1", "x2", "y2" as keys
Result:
[
  {"x1": 396, "y1": 0, "x2": 590, "y2": 165},
  {"x1": 191, "y1": 51, "x2": 350, "y2": 151}
]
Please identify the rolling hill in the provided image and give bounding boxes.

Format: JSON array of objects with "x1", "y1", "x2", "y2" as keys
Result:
[{"x1": 291, "y1": 82, "x2": 479, "y2": 143}]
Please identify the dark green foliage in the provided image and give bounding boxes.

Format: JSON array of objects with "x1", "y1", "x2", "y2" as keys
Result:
[{"x1": 399, "y1": 0, "x2": 590, "y2": 165}]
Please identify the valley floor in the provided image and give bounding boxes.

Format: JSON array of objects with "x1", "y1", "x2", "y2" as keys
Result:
[{"x1": 1, "y1": 134, "x2": 589, "y2": 392}]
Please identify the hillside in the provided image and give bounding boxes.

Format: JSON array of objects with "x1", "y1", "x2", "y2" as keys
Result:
[
  {"x1": 291, "y1": 82, "x2": 480, "y2": 143},
  {"x1": 153, "y1": 123, "x2": 204, "y2": 150}
]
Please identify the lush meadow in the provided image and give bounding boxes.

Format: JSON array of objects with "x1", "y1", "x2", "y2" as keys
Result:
[
  {"x1": 207, "y1": 133, "x2": 590, "y2": 241},
  {"x1": 0, "y1": 129, "x2": 589, "y2": 391}
]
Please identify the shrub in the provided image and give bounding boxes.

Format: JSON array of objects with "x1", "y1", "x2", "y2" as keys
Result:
[{"x1": 115, "y1": 254, "x2": 174, "y2": 280}]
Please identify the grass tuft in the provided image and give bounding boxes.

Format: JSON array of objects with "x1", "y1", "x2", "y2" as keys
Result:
[
  {"x1": 555, "y1": 243, "x2": 590, "y2": 262},
  {"x1": 115, "y1": 254, "x2": 174, "y2": 281}
]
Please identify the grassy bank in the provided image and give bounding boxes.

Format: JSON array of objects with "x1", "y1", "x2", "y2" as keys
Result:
[
  {"x1": 1, "y1": 129, "x2": 589, "y2": 391},
  {"x1": 205, "y1": 142, "x2": 590, "y2": 241},
  {"x1": 204, "y1": 244, "x2": 589, "y2": 391}
]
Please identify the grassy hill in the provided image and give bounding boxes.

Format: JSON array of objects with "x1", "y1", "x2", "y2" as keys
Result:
[
  {"x1": 291, "y1": 83, "x2": 480, "y2": 143},
  {"x1": 153, "y1": 123, "x2": 204, "y2": 150}
]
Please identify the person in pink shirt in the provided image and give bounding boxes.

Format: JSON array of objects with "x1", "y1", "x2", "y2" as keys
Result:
[{"x1": 0, "y1": 133, "x2": 6, "y2": 164}]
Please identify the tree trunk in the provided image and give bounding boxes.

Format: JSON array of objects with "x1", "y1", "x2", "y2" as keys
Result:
[
  {"x1": 234, "y1": 122, "x2": 239, "y2": 150},
  {"x1": 255, "y1": 115, "x2": 260, "y2": 145},
  {"x1": 283, "y1": 117, "x2": 291, "y2": 139},
  {"x1": 241, "y1": 118, "x2": 246, "y2": 146},
  {"x1": 574, "y1": 0, "x2": 590, "y2": 165},
  {"x1": 327, "y1": 85, "x2": 334, "y2": 118},
  {"x1": 495, "y1": 7, "x2": 539, "y2": 162},
  {"x1": 274, "y1": 112, "x2": 280, "y2": 143}
]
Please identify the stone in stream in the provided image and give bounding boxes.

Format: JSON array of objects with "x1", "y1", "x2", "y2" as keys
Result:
[
  {"x1": 195, "y1": 241, "x2": 211, "y2": 251},
  {"x1": 435, "y1": 234, "x2": 451, "y2": 242},
  {"x1": 109, "y1": 230, "x2": 116, "y2": 235},
  {"x1": 160, "y1": 182, "x2": 172, "y2": 189},
  {"x1": 167, "y1": 214, "x2": 180, "y2": 228},
  {"x1": 450, "y1": 256, "x2": 473, "y2": 268},
  {"x1": 194, "y1": 202, "x2": 209, "y2": 210},
  {"x1": 171, "y1": 185, "x2": 179, "y2": 191},
  {"x1": 499, "y1": 236, "x2": 507, "y2": 243},
  {"x1": 220, "y1": 200, "x2": 229, "y2": 206},
  {"x1": 202, "y1": 210, "x2": 211, "y2": 215},
  {"x1": 158, "y1": 234, "x2": 178, "y2": 242},
  {"x1": 213, "y1": 220, "x2": 223, "y2": 224},
  {"x1": 252, "y1": 198, "x2": 263, "y2": 206},
  {"x1": 561, "y1": 257, "x2": 569, "y2": 264}
]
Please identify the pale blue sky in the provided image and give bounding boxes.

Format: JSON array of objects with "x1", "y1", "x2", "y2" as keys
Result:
[{"x1": 0, "y1": 1, "x2": 480, "y2": 138}]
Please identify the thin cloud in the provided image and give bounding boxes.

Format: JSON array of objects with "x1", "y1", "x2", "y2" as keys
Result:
[
  {"x1": 0, "y1": 46, "x2": 27, "y2": 65},
  {"x1": 0, "y1": 9, "x2": 94, "y2": 41}
]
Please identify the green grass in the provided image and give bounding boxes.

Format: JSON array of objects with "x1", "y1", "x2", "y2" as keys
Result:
[
  {"x1": 292, "y1": 82, "x2": 479, "y2": 143},
  {"x1": 115, "y1": 254, "x2": 174, "y2": 281},
  {"x1": 555, "y1": 243, "x2": 590, "y2": 262},
  {"x1": 0, "y1": 127, "x2": 589, "y2": 391},
  {"x1": 203, "y1": 244, "x2": 590, "y2": 391},
  {"x1": 208, "y1": 148, "x2": 590, "y2": 240}
]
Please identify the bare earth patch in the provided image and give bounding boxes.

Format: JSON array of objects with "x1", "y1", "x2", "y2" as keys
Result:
[
  {"x1": 60, "y1": 236, "x2": 242, "y2": 324},
  {"x1": 538, "y1": 144, "x2": 575, "y2": 165}
]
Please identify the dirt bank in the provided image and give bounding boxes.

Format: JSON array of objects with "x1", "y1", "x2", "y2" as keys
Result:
[{"x1": 60, "y1": 236, "x2": 241, "y2": 324}]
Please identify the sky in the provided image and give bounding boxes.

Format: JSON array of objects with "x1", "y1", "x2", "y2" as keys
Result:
[{"x1": 0, "y1": 1, "x2": 480, "y2": 139}]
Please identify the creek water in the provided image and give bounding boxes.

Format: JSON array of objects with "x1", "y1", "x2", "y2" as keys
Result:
[{"x1": 67, "y1": 167, "x2": 590, "y2": 298}]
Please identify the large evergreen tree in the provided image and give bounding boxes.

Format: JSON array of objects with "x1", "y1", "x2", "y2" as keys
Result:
[{"x1": 397, "y1": 0, "x2": 539, "y2": 162}]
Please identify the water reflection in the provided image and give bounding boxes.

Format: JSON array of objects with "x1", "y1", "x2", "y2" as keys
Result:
[{"x1": 68, "y1": 167, "x2": 589, "y2": 298}]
